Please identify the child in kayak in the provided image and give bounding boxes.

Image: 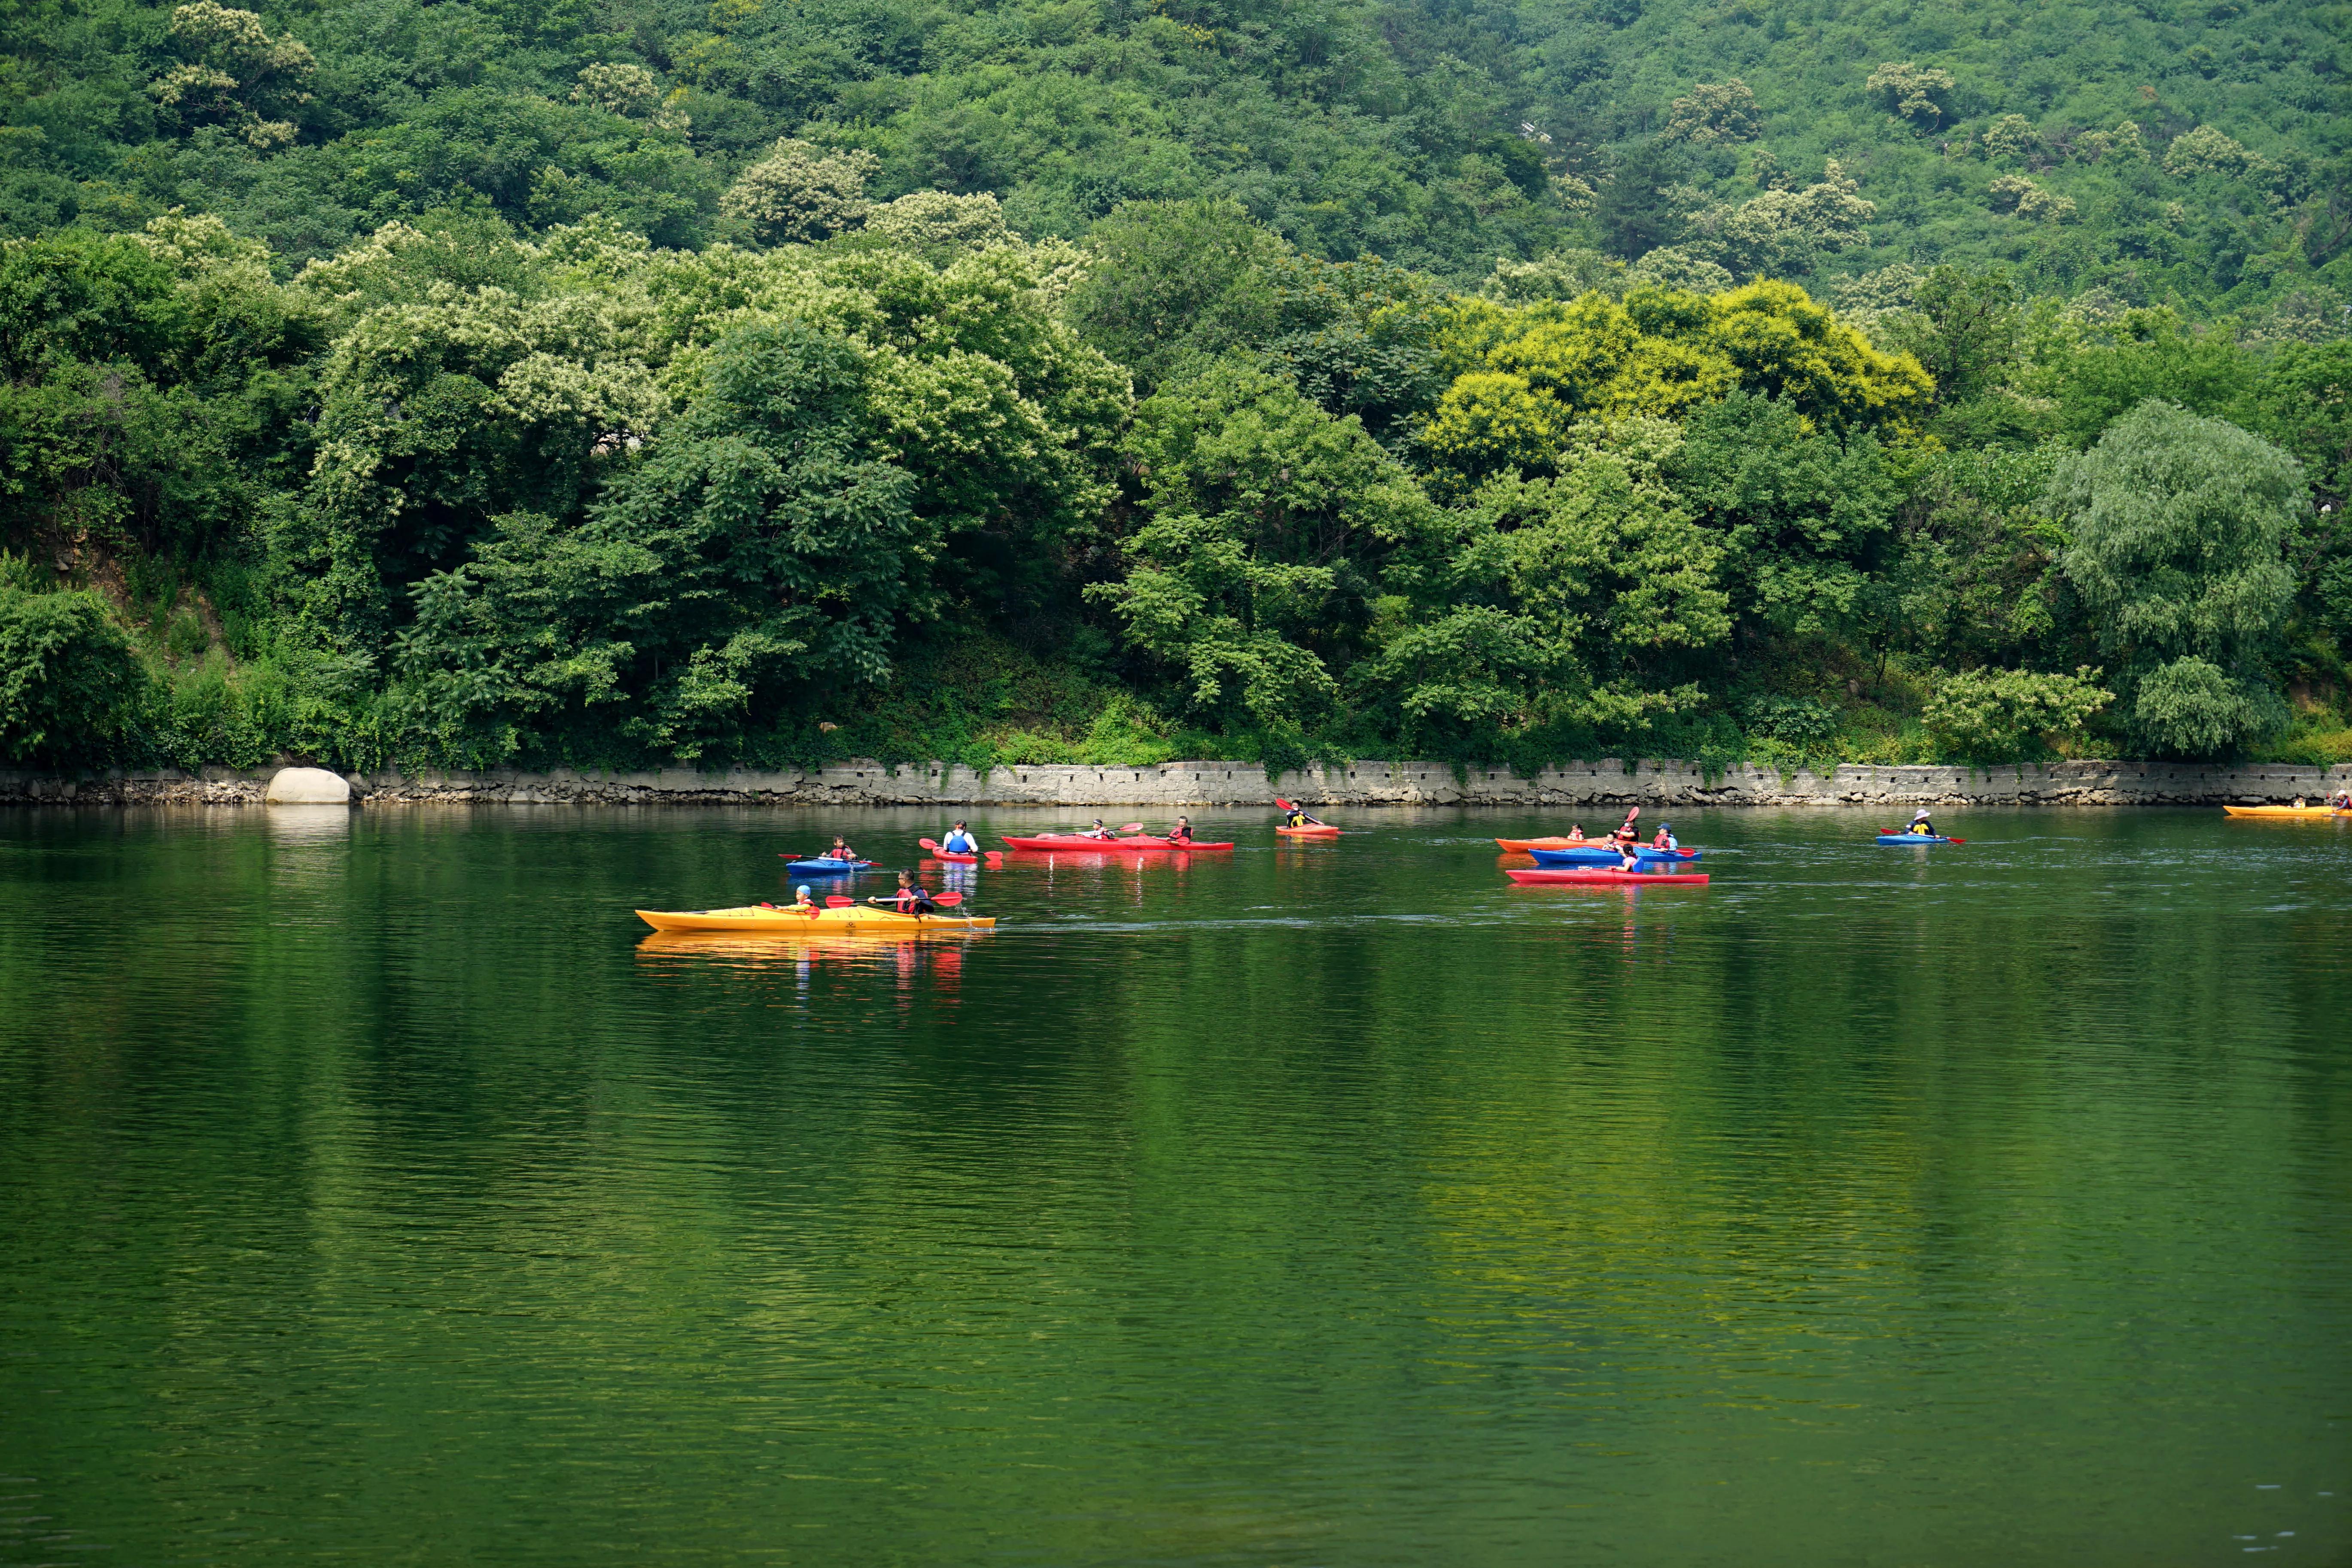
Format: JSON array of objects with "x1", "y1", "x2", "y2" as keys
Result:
[
  {"x1": 1284, "y1": 806, "x2": 1325, "y2": 828},
  {"x1": 793, "y1": 884, "x2": 818, "y2": 912},
  {"x1": 1565, "y1": 824, "x2": 1586, "y2": 842},
  {"x1": 828, "y1": 836, "x2": 858, "y2": 862},
  {"x1": 1167, "y1": 816, "x2": 1194, "y2": 843},
  {"x1": 941, "y1": 821, "x2": 978, "y2": 854},
  {"x1": 871, "y1": 872, "x2": 937, "y2": 913}
]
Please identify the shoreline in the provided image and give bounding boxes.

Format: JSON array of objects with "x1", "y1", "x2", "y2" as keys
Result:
[{"x1": 5, "y1": 758, "x2": 2350, "y2": 808}]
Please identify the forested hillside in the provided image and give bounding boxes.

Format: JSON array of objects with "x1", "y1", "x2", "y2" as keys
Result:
[{"x1": 2, "y1": 0, "x2": 2348, "y2": 776}]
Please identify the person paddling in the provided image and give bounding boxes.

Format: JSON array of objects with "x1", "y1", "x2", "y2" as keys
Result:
[
  {"x1": 828, "y1": 835, "x2": 858, "y2": 862},
  {"x1": 1166, "y1": 815, "x2": 1195, "y2": 843},
  {"x1": 1905, "y1": 808, "x2": 1936, "y2": 839},
  {"x1": 941, "y1": 820, "x2": 978, "y2": 855},
  {"x1": 793, "y1": 884, "x2": 818, "y2": 913},
  {"x1": 1081, "y1": 817, "x2": 1116, "y2": 840},
  {"x1": 1283, "y1": 805, "x2": 1325, "y2": 828},
  {"x1": 870, "y1": 871, "x2": 937, "y2": 914}
]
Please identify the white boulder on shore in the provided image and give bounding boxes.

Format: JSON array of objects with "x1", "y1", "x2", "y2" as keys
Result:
[{"x1": 264, "y1": 767, "x2": 352, "y2": 805}]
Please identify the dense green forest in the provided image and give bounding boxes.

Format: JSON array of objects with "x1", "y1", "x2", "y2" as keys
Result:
[{"x1": 1, "y1": 0, "x2": 2348, "y2": 775}]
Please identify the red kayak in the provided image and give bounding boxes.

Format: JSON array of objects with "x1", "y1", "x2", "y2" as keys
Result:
[
  {"x1": 1506, "y1": 867, "x2": 1709, "y2": 886},
  {"x1": 1000, "y1": 834, "x2": 1234, "y2": 853},
  {"x1": 927, "y1": 850, "x2": 980, "y2": 863}
]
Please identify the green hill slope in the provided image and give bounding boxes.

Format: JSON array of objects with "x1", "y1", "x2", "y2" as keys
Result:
[{"x1": 6, "y1": 0, "x2": 2345, "y2": 316}]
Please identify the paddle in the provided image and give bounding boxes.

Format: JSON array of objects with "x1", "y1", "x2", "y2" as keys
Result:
[
  {"x1": 827, "y1": 895, "x2": 855, "y2": 908},
  {"x1": 864, "y1": 890, "x2": 965, "y2": 910}
]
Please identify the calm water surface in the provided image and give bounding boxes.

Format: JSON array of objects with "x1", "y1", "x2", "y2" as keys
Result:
[{"x1": 2, "y1": 804, "x2": 2347, "y2": 1565}]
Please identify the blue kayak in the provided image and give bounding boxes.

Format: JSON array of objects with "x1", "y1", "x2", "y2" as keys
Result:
[
  {"x1": 782, "y1": 856, "x2": 873, "y2": 874},
  {"x1": 1528, "y1": 845, "x2": 1701, "y2": 866},
  {"x1": 1875, "y1": 833, "x2": 1960, "y2": 845}
]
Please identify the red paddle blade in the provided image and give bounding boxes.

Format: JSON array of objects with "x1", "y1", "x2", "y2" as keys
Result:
[
  {"x1": 930, "y1": 890, "x2": 963, "y2": 907},
  {"x1": 1275, "y1": 797, "x2": 1294, "y2": 811},
  {"x1": 1120, "y1": 822, "x2": 1145, "y2": 833},
  {"x1": 826, "y1": 895, "x2": 854, "y2": 907},
  {"x1": 984, "y1": 851, "x2": 1004, "y2": 866},
  {"x1": 919, "y1": 837, "x2": 940, "y2": 852}
]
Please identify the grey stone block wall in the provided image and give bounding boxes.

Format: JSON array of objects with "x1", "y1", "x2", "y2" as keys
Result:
[{"x1": 3, "y1": 758, "x2": 2348, "y2": 807}]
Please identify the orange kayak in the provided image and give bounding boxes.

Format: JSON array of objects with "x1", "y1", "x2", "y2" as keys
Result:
[
  {"x1": 1495, "y1": 836, "x2": 1599, "y2": 852},
  {"x1": 1276, "y1": 824, "x2": 1341, "y2": 837},
  {"x1": 2221, "y1": 806, "x2": 2346, "y2": 819}
]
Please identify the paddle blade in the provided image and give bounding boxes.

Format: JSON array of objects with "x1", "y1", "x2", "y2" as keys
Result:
[
  {"x1": 1120, "y1": 822, "x2": 1145, "y2": 833},
  {"x1": 1275, "y1": 797, "x2": 1294, "y2": 812},
  {"x1": 826, "y1": 895, "x2": 854, "y2": 908},
  {"x1": 919, "y1": 837, "x2": 940, "y2": 852},
  {"x1": 930, "y1": 890, "x2": 963, "y2": 908},
  {"x1": 984, "y1": 851, "x2": 1004, "y2": 866}
]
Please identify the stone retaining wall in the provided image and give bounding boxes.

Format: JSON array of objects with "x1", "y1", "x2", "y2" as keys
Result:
[{"x1": 5, "y1": 758, "x2": 2350, "y2": 807}]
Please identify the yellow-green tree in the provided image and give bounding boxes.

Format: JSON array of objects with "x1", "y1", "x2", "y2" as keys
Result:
[{"x1": 1421, "y1": 281, "x2": 1931, "y2": 487}]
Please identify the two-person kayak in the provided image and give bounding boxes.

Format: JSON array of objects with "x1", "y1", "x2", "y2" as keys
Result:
[
  {"x1": 1000, "y1": 834, "x2": 1233, "y2": 852},
  {"x1": 637, "y1": 904, "x2": 996, "y2": 933}
]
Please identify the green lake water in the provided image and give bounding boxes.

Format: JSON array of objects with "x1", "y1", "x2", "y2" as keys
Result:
[{"x1": 2, "y1": 803, "x2": 2347, "y2": 1566}]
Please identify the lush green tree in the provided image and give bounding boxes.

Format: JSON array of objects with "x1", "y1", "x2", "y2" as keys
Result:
[
  {"x1": 2040, "y1": 309, "x2": 2258, "y2": 448},
  {"x1": 398, "y1": 324, "x2": 921, "y2": 764},
  {"x1": 1064, "y1": 200, "x2": 1285, "y2": 396},
  {"x1": 1088, "y1": 361, "x2": 1438, "y2": 730},
  {"x1": 2051, "y1": 400, "x2": 2303, "y2": 755},
  {"x1": 1670, "y1": 390, "x2": 1903, "y2": 646},
  {"x1": 0, "y1": 585, "x2": 145, "y2": 764},
  {"x1": 1920, "y1": 666, "x2": 2112, "y2": 762},
  {"x1": 1886, "y1": 265, "x2": 2022, "y2": 411}
]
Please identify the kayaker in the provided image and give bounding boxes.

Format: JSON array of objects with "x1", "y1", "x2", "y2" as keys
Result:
[
  {"x1": 1613, "y1": 837, "x2": 1644, "y2": 873},
  {"x1": 1082, "y1": 817, "x2": 1116, "y2": 840},
  {"x1": 793, "y1": 884, "x2": 817, "y2": 911},
  {"x1": 1566, "y1": 824, "x2": 1586, "y2": 843},
  {"x1": 871, "y1": 871, "x2": 937, "y2": 914},
  {"x1": 828, "y1": 835, "x2": 857, "y2": 862},
  {"x1": 1167, "y1": 815, "x2": 1194, "y2": 843},
  {"x1": 1906, "y1": 808, "x2": 1935, "y2": 838},
  {"x1": 941, "y1": 821, "x2": 978, "y2": 855},
  {"x1": 1284, "y1": 805, "x2": 1325, "y2": 828},
  {"x1": 1651, "y1": 824, "x2": 1673, "y2": 850}
]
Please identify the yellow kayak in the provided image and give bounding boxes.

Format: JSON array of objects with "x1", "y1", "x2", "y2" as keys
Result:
[
  {"x1": 635, "y1": 904, "x2": 997, "y2": 933},
  {"x1": 2221, "y1": 805, "x2": 2346, "y2": 819}
]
